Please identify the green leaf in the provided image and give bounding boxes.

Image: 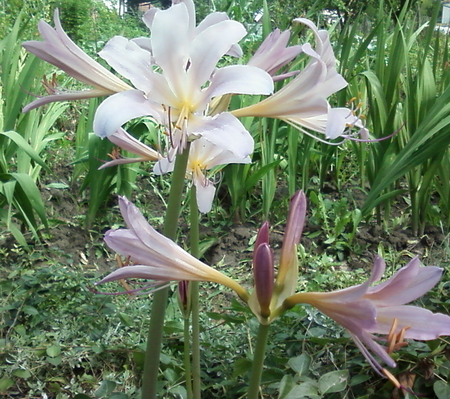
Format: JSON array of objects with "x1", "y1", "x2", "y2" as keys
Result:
[
  {"x1": 107, "y1": 394, "x2": 128, "y2": 399},
  {"x1": 46, "y1": 345, "x2": 61, "y2": 358},
  {"x1": 233, "y1": 357, "x2": 252, "y2": 378},
  {"x1": 349, "y1": 374, "x2": 371, "y2": 386},
  {"x1": 434, "y1": 380, "x2": 450, "y2": 399},
  {"x1": 288, "y1": 354, "x2": 311, "y2": 376},
  {"x1": 73, "y1": 395, "x2": 93, "y2": 399},
  {"x1": 12, "y1": 369, "x2": 31, "y2": 379},
  {"x1": 94, "y1": 380, "x2": 117, "y2": 398},
  {"x1": 118, "y1": 312, "x2": 133, "y2": 327},
  {"x1": 47, "y1": 356, "x2": 62, "y2": 366},
  {"x1": 318, "y1": 370, "x2": 348, "y2": 394},
  {"x1": 0, "y1": 131, "x2": 51, "y2": 174},
  {"x1": 0, "y1": 377, "x2": 14, "y2": 393},
  {"x1": 10, "y1": 172, "x2": 48, "y2": 229},
  {"x1": 278, "y1": 375, "x2": 295, "y2": 399},
  {"x1": 22, "y1": 305, "x2": 38, "y2": 315},
  {"x1": 244, "y1": 159, "x2": 281, "y2": 193},
  {"x1": 168, "y1": 385, "x2": 187, "y2": 399},
  {"x1": 285, "y1": 382, "x2": 320, "y2": 399}
]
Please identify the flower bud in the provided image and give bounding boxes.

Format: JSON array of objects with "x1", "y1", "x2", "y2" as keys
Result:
[
  {"x1": 177, "y1": 280, "x2": 191, "y2": 318},
  {"x1": 253, "y1": 243, "x2": 274, "y2": 319}
]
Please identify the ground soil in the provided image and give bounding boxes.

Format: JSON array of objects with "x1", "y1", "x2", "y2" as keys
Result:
[{"x1": 5, "y1": 172, "x2": 446, "y2": 277}]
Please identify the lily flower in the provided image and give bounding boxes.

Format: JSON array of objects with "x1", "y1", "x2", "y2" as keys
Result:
[
  {"x1": 99, "y1": 128, "x2": 162, "y2": 169},
  {"x1": 284, "y1": 256, "x2": 450, "y2": 376},
  {"x1": 247, "y1": 28, "x2": 303, "y2": 82},
  {"x1": 97, "y1": 196, "x2": 249, "y2": 301},
  {"x1": 153, "y1": 136, "x2": 252, "y2": 213},
  {"x1": 92, "y1": 0, "x2": 274, "y2": 154},
  {"x1": 22, "y1": 9, "x2": 132, "y2": 112},
  {"x1": 97, "y1": 193, "x2": 450, "y2": 378},
  {"x1": 232, "y1": 20, "x2": 366, "y2": 143}
]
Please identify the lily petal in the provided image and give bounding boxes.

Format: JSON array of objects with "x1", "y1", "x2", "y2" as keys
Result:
[{"x1": 93, "y1": 90, "x2": 164, "y2": 138}]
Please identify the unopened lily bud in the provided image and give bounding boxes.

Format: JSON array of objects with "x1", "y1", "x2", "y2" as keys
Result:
[
  {"x1": 255, "y1": 221, "x2": 270, "y2": 249},
  {"x1": 277, "y1": 190, "x2": 306, "y2": 284},
  {"x1": 253, "y1": 243, "x2": 274, "y2": 319},
  {"x1": 177, "y1": 280, "x2": 191, "y2": 318}
]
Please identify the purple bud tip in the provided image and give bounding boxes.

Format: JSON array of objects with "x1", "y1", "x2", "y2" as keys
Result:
[
  {"x1": 255, "y1": 221, "x2": 270, "y2": 250},
  {"x1": 253, "y1": 243, "x2": 274, "y2": 318}
]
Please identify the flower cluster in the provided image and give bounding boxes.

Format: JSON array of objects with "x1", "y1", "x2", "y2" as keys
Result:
[
  {"x1": 23, "y1": 0, "x2": 366, "y2": 213},
  {"x1": 23, "y1": 1, "x2": 450, "y2": 385},
  {"x1": 96, "y1": 193, "x2": 450, "y2": 380}
]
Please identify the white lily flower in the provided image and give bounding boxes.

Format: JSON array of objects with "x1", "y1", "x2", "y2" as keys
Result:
[
  {"x1": 154, "y1": 136, "x2": 251, "y2": 213},
  {"x1": 93, "y1": 0, "x2": 274, "y2": 154}
]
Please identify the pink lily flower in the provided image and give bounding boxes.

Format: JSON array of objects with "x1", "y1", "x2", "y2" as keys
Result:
[
  {"x1": 97, "y1": 196, "x2": 249, "y2": 301},
  {"x1": 97, "y1": 193, "x2": 450, "y2": 378},
  {"x1": 22, "y1": 9, "x2": 132, "y2": 112},
  {"x1": 232, "y1": 20, "x2": 366, "y2": 143},
  {"x1": 92, "y1": 0, "x2": 274, "y2": 155},
  {"x1": 284, "y1": 256, "x2": 450, "y2": 375},
  {"x1": 247, "y1": 29, "x2": 303, "y2": 82}
]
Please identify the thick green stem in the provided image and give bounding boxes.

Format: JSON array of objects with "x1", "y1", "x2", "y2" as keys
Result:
[
  {"x1": 141, "y1": 144, "x2": 190, "y2": 399},
  {"x1": 189, "y1": 185, "x2": 201, "y2": 398},
  {"x1": 247, "y1": 323, "x2": 271, "y2": 399}
]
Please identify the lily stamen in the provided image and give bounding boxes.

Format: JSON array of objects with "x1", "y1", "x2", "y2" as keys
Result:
[
  {"x1": 382, "y1": 368, "x2": 402, "y2": 389},
  {"x1": 386, "y1": 318, "x2": 411, "y2": 354}
]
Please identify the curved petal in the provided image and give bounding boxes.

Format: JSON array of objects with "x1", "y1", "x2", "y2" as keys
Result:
[
  {"x1": 187, "y1": 20, "x2": 247, "y2": 91},
  {"x1": 23, "y1": 10, "x2": 131, "y2": 93},
  {"x1": 93, "y1": 90, "x2": 164, "y2": 138},
  {"x1": 196, "y1": 11, "x2": 228, "y2": 32},
  {"x1": 193, "y1": 177, "x2": 216, "y2": 213},
  {"x1": 142, "y1": 7, "x2": 158, "y2": 30},
  {"x1": 193, "y1": 113, "x2": 254, "y2": 158},
  {"x1": 202, "y1": 65, "x2": 273, "y2": 106},
  {"x1": 366, "y1": 259, "x2": 442, "y2": 306},
  {"x1": 372, "y1": 306, "x2": 450, "y2": 340},
  {"x1": 189, "y1": 137, "x2": 250, "y2": 169},
  {"x1": 324, "y1": 108, "x2": 350, "y2": 139},
  {"x1": 107, "y1": 128, "x2": 161, "y2": 160},
  {"x1": 99, "y1": 36, "x2": 153, "y2": 92},
  {"x1": 151, "y1": 2, "x2": 191, "y2": 94},
  {"x1": 153, "y1": 157, "x2": 175, "y2": 175},
  {"x1": 23, "y1": 88, "x2": 108, "y2": 112}
]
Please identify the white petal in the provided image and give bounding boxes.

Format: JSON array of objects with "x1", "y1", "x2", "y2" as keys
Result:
[
  {"x1": 194, "y1": 178, "x2": 216, "y2": 213},
  {"x1": 93, "y1": 90, "x2": 163, "y2": 138},
  {"x1": 325, "y1": 108, "x2": 349, "y2": 139},
  {"x1": 373, "y1": 306, "x2": 450, "y2": 340},
  {"x1": 192, "y1": 113, "x2": 254, "y2": 159},
  {"x1": 99, "y1": 36, "x2": 153, "y2": 92},
  {"x1": 151, "y1": 2, "x2": 190, "y2": 94},
  {"x1": 187, "y1": 20, "x2": 247, "y2": 91},
  {"x1": 153, "y1": 157, "x2": 175, "y2": 175},
  {"x1": 204, "y1": 65, "x2": 273, "y2": 103}
]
